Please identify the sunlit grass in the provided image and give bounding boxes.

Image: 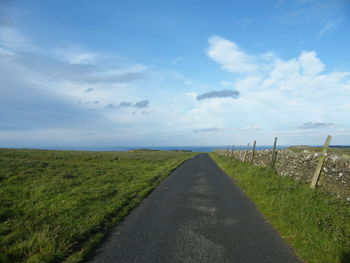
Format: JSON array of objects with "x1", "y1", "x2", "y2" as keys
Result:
[
  {"x1": 0, "y1": 148, "x2": 196, "y2": 263},
  {"x1": 210, "y1": 153, "x2": 350, "y2": 263}
]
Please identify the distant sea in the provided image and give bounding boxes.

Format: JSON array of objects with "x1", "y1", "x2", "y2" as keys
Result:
[{"x1": 19, "y1": 145, "x2": 290, "y2": 152}]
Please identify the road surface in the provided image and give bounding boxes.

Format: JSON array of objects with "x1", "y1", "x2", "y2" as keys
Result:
[{"x1": 86, "y1": 153, "x2": 301, "y2": 263}]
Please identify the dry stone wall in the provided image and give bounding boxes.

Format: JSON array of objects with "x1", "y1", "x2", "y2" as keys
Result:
[{"x1": 216, "y1": 149, "x2": 350, "y2": 200}]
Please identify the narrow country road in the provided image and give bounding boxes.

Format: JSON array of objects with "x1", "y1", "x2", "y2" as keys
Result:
[{"x1": 86, "y1": 153, "x2": 301, "y2": 263}]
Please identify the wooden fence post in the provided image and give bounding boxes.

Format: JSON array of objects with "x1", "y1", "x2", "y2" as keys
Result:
[
  {"x1": 231, "y1": 145, "x2": 234, "y2": 158},
  {"x1": 243, "y1": 143, "x2": 250, "y2": 162},
  {"x1": 310, "y1": 135, "x2": 332, "y2": 189},
  {"x1": 227, "y1": 145, "x2": 230, "y2": 157},
  {"x1": 271, "y1": 137, "x2": 278, "y2": 168},
  {"x1": 251, "y1": 140, "x2": 256, "y2": 164}
]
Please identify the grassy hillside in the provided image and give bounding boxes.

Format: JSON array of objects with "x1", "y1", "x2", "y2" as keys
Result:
[
  {"x1": 210, "y1": 153, "x2": 350, "y2": 263},
  {"x1": 0, "y1": 148, "x2": 196, "y2": 263}
]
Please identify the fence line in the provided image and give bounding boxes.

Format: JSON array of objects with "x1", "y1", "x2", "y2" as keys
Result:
[
  {"x1": 310, "y1": 135, "x2": 332, "y2": 189},
  {"x1": 216, "y1": 135, "x2": 335, "y2": 190}
]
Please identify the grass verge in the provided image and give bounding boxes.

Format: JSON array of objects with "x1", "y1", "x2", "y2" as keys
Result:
[
  {"x1": 0, "y1": 148, "x2": 196, "y2": 263},
  {"x1": 210, "y1": 152, "x2": 350, "y2": 263}
]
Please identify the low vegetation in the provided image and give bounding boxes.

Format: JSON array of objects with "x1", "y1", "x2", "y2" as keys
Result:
[
  {"x1": 0, "y1": 148, "x2": 195, "y2": 263},
  {"x1": 210, "y1": 153, "x2": 350, "y2": 263},
  {"x1": 288, "y1": 145, "x2": 350, "y2": 158}
]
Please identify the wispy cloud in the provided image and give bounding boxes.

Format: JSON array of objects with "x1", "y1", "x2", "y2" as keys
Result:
[
  {"x1": 15, "y1": 54, "x2": 149, "y2": 85},
  {"x1": 239, "y1": 126, "x2": 261, "y2": 131},
  {"x1": 78, "y1": 100, "x2": 99, "y2": 105},
  {"x1": 0, "y1": 25, "x2": 150, "y2": 87},
  {"x1": 84, "y1": 88, "x2": 94, "y2": 93},
  {"x1": 106, "y1": 100, "x2": 150, "y2": 109},
  {"x1": 0, "y1": 23, "x2": 156, "y2": 139},
  {"x1": 319, "y1": 17, "x2": 345, "y2": 36},
  {"x1": 0, "y1": 24, "x2": 34, "y2": 52},
  {"x1": 192, "y1": 127, "x2": 222, "y2": 133},
  {"x1": 334, "y1": 129, "x2": 350, "y2": 135},
  {"x1": 0, "y1": 17, "x2": 13, "y2": 26},
  {"x1": 106, "y1": 103, "x2": 115, "y2": 109},
  {"x1": 298, "y1": 122, "x2": 334, "y2": 129},
  {"x1": 134, "y1": 100, "x2": 149, "y2": 108},
  {"x1": 54, "y1": 49, "x2": 97, "y2": 65},
  {"x1": 0, "y1": 46, "x2": 13, "y2": 55},
  {"x1": 197, "y1": 90, "x2": 240, "y2": 100},
  {"x1": 234, "y1": 18, "x2": 253, "y2": 26},
  {"x1": 272, "y1": 0, "x2": 345, "y2": 26},
  {"x1": 173, "y1": 56, "x2": 183, "y2": 63},
  {"x1": 0, "y1": 56, "x2": 103, "y2": 131}
]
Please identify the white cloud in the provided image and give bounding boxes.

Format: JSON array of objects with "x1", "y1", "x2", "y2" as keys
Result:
[
  {"x1": 206, "y1": 37, "x2": 340, "y2": 97},
  {"x1": 298, "y1": 50, "x2": 325, "y2": 76},
  {"x1": 202, "y1": 36, "x2": 350, "y2": 144},
  {"x1": 269, "y1": 58, "x2": 299, "y2": 80},
  {"x1": 207, "y1": 36, "x2": 256, "y2": 74}
]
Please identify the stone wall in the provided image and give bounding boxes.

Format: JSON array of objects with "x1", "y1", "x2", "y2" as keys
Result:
[{"x1": 215, "y1": 149, "x2": 350, "y2": 200}]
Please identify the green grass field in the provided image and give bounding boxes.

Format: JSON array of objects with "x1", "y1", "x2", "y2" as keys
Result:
[
  {"x1": 210, "y1": 153, "x2": 350, "y2": 263},
  {"x1": 0, "y1": 148, "x2": 196, "y2": 263}
]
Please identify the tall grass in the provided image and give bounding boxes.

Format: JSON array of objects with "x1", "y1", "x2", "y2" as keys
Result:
[{"x1": 210, "y1": 153, "x2": 350, "y2": 263}]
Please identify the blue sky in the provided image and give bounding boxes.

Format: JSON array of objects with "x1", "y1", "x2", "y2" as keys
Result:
[{"x1": 0, "y1": 0, "x2": 349, "y2": 147}]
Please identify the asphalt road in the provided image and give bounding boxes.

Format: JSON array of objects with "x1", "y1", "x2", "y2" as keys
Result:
[{"x1": 86, "y1": 153, "x2": 301, "y2": 263}]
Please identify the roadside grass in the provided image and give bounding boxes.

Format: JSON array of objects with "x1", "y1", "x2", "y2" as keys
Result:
[
  {"x1": 210, "y1": 153, "x2": 350, "y2": 263},
  {"x1": 0, "y1": 148, "x2": 196, "y2": 263}
]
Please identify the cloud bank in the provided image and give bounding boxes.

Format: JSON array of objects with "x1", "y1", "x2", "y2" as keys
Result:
[{"x1": 201, "y1": 35, "x2": 350, "y2": 143}]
